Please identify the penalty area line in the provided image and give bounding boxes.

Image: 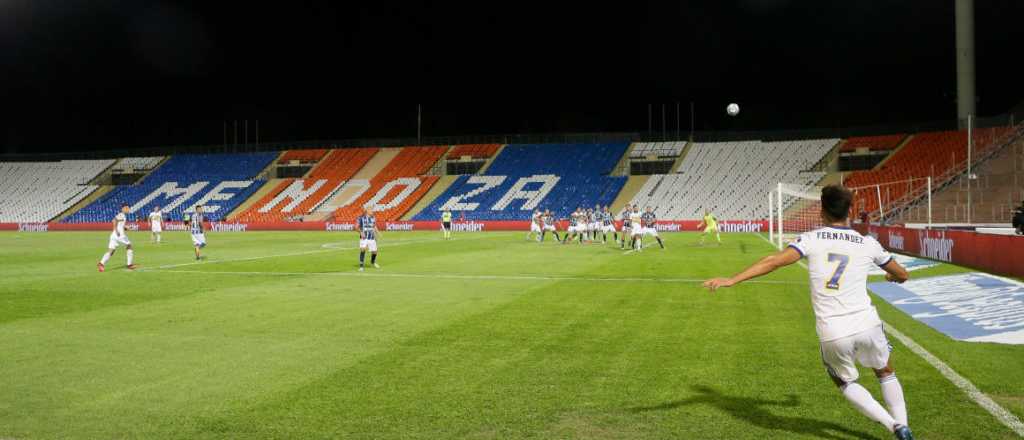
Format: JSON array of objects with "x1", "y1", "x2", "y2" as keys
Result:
[
  {"x1": 139, "y1": 269, "x2": 804, "y2": 285},
  {"x1": 754, "y1": 232, "x2": 1024, "y2": 437},
  {"x1": 142, "y1": 234, "x2": 498, "y2": 271}
]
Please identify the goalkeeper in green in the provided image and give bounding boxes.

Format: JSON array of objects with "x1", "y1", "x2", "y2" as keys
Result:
[{"x1": 698, "y1": 209, "x2": 721, "y2": 245}]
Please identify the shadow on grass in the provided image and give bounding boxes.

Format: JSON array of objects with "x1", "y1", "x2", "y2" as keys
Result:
[{"x1": 629, "y1": 385, "x2": 878, "y2": 440}]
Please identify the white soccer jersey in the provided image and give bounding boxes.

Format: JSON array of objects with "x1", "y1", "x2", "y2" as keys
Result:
[
  {"x1": 149, "y1": 211, "x2": 162, "y2": 225},
  {"x1": 114, "y1": 213, "x2": 127, "y2": 236},
  {"x1": 629, "y1": 211, "x2": 642, "y2": 232},
  {"x1": 788, "y1": 226, "x2": 892, "y2": 342}
]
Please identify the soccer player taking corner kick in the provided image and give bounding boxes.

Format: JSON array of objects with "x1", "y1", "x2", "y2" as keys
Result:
[{"x1": 702, "y1": 185, "x2": 915, "y2": 440}]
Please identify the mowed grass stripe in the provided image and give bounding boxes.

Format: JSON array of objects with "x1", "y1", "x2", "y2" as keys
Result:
[{"x1": 1, "y1": 231, "x2": 1022, "y2": 439}]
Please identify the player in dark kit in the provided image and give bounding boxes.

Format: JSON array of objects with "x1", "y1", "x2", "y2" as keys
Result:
[
  {"x1": 357, "y1": 207, "x2": 380, "y2": 271},
  {"x1": 641, "y1": 206, "x2": 665, "y2": 249}
]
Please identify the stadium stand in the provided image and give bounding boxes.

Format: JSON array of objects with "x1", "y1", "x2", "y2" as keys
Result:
[
  {"x1": 629, "y1": 141, "x2": 686, "y2": 158},
  {"x1": 448, "y1": 144, "x2": 501, "y2": 159},
  {"x1": 0, "y1": 160, "x2": 114, "y2": 223},
  {"x1": 329, "y1": 146, "x2": 448, "y2": 221},
  {"x1": 412, "y1": 143, "x2": 629, "y2": 220},
  {"x1": 839, "y1": 134, "x2": 905, "y2": 152},
  {"x1": 845, "y1": 128, "x2": 1011, "y2": 217},
  {"x1": 898, "y1": 133, "x2": 1024, "y2": 223},
  {"x1": 235, "y1": 148, "x2": 378, "y2": 222},
  {"x1": 65, "y1": 153, "x2": 277, "y2": 222},
  {"x1": 629, "y1": 139, "x2": 837, "y2": 220},
  {"x1": 278, "y1": 149, "x2": 329, "y2": 164},
  {"x1": 113, "y1": 156, "x2": 164, "y2": 171}
]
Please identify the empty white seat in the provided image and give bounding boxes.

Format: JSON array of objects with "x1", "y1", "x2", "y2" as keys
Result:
[
  {"x1": 0, "y1": 160, "x2": 114, "y2": 222},
  {"x1": 628, "y1": 139, "x2": 837, "y2": 220}
]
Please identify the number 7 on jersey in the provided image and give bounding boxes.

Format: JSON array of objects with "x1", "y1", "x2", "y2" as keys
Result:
[{"x1": 826, "y1": 253, "x2": 849, "y2": 290}]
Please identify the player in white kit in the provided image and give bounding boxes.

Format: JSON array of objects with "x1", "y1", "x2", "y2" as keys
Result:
[
  {"x1": 98, "y1": 204, "x2": 136, "y2": 272},
  {"x1": 528, "y1": 210, "x2": 543, "y2": 242},
  {"x1": 628, "y1": 205, "x2": 643, "y2": 251},
  {"x1": 149, "y1": 205, "x2": 163, "y2": 244},
  {"x1": 703, "y1": 185, "x2": 914, "y2": 440}
]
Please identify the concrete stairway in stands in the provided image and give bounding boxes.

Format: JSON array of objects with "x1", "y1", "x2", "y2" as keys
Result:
[
  {"x1": 402, "y1": 175, "x2": 460, "y2": 220},
  {"x1": 610, "y1": 176, "x2": 649, "y2": 213}
]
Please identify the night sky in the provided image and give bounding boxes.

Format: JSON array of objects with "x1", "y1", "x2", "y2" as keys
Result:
[{"x1": 2, "y1": 0, "x2": 1023, "y2": 154}]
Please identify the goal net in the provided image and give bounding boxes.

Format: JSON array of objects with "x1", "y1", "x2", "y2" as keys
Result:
[{"x1": 769, "y1": 182, "x2": 824, "y2": 249}]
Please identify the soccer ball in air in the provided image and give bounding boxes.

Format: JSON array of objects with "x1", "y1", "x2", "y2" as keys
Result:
[{"x1": 726, "y1": 103, "x2": 740, "y2": 116}]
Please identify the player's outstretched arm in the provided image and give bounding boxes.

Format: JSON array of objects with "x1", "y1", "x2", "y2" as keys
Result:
[
  {"x1": 703, "y1": 247, "x2": 801, "y2": 291},
  {"x1": 880, "y1": 259, "x2": 909, "y2": 284}
]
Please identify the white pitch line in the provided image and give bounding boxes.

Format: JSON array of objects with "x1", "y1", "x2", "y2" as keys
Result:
[
  {"x1": 139, "y1": 268, "x2": 804, "y2": 285},
  {"x1": 754, "y1": 232, "x2": 1024, "y2": 437},
  {"x1": 143, "y1": 235, "x2": 494, "y2": 271},
  {"x1": 884, "y1": 320, "x2": 1024, "y2": 436}
]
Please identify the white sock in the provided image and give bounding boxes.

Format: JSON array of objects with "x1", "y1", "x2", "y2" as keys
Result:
[
  {"x1": 100, "y1": 251, "x2": 111, "y2": 265},
  {"x1": 842, "y1": 382, "x2": 896, "y2": 432},
  {"x1": 156, "y1": 233, "x2": 161, "y2": 243},
  {"x1": 880, "y1": 375, "x2": 908, "y2": 427},
  {"x1": 126, "y1": 249, "x2": 134, "y2": 265}
]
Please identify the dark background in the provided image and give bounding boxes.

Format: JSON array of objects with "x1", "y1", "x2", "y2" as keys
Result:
[{"x1": 2, "y1": 0, "x2": 1022, "y2": 153}]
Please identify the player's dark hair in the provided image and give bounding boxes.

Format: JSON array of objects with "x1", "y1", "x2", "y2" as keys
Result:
[{"x1": 820, "y1": 185, "x2": 852, "y2": 222}]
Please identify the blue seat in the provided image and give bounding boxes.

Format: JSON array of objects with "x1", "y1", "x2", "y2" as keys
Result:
[
  {"x1": 413, "y1": 143, "x2": 628, "y2": 221},
  {"x1": 65, "y1": 153, "x2": 277, "y2": 223}
]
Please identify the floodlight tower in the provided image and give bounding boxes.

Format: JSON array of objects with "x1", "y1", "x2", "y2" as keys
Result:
[{"x1": 955, "y1": 0, "x2": 976, "y2": 128}]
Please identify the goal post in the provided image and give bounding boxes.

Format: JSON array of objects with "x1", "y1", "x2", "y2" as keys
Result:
[
  {"x1": 769, "y1": 182, "x2": 824, "y2": 249},
  {"x1": 768, "y1": 177, "x2": 935, "y2": 249}
]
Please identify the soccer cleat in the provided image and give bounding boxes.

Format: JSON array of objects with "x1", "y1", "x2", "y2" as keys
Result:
[
  {"x1": 358, "y1": 266, "x2": 364, "y2": 272},
  {"x1": 126, "y1": 264, "x2": 137, "y2": 270},
  {"x1": 97, "y1": 263, "x2": 105, "y2": 273},
  {"x1": 893, "y1": 425, "x2": 914, "y2": 440},
  {"x1": 373, "y1": 263, "x2": 380, "y2": 269}
]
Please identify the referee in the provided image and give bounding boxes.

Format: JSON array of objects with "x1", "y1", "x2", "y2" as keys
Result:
[{"x1": 441, "y1": 209, "x2": 453, "y2": 240}]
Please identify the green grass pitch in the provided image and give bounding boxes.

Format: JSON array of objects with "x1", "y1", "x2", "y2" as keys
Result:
[{"x1": 1, "y1": 230, "x2": 1021, "y2": 439}]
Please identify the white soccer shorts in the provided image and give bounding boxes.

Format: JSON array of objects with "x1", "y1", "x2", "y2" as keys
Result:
[
  {"x1": 530, "y1": 223, "x2": 542, "y2": 233},
  {"x1": 191, "y1": 233, "x2": 207, "y2": 247},
  {"x1": 643, "y1": 227, "x2": 659, "y2": 237},
  {"x1": 820, "y1": 325, "x2": 891, "y2": 384},
  {"x1": 108, "y1": 234, "x2": 131, "y2": 249},
  {"x1": 359, "y1": 238, "x2": 378, "y2": 252},
  {"x1": 151, "y1": 223, "x2": 162, "y2": 233},
  {"x1": 543, "y1": 224, "x2": 556, "y2": 231}
]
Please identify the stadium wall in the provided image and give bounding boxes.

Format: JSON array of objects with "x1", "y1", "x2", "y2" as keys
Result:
[{"x1": 855, "y1": 224, "x2": 1024, "y2": 278}]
